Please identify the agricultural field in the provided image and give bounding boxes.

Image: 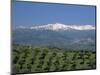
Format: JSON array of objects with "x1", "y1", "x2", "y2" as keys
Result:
[{"x1": 12, "y1": 45, "x2": 96, "y2": 74}]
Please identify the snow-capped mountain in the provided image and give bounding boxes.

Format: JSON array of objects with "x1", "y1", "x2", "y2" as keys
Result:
[
  {"x1": 17, "y1": 23, "x2": 95, "y2": 31},
  {"x1": 13, "y1": 23, "x2": 96, "y2": 50}
]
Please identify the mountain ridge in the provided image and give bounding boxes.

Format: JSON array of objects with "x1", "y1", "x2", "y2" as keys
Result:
[{"x1": 16, "y1": 23, "x2": 95, "y2": 31}]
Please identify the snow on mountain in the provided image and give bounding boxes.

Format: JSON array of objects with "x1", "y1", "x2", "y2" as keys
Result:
[{"x1": 17, "y1": 23, "x2": 95, "y2": 31}]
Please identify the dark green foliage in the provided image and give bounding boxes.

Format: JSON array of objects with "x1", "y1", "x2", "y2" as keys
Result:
[{"x1": 12, "y1": 45, "x2": 96, "y2": 74}]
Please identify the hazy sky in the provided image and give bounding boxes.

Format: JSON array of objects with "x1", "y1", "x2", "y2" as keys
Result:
[{"x1": 12, "y1": 1, "x2": 96, "y2": 27}]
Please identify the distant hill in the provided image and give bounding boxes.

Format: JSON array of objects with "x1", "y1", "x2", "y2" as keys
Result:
[{"x1": 12, "y1": 23, "x2": 96, "y2": 50}]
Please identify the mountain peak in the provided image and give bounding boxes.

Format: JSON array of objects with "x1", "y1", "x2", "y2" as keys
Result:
[
  {"x1": 17, "y1": 23, "x2": 95, "y2": 31},
  {"x1": 46, "y1": 23, "x2": 67, "y2": 30}
]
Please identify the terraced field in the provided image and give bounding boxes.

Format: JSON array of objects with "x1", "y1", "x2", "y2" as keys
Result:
[{"x1": 12, "y1": 45, "x2": 96, "y2": 74}]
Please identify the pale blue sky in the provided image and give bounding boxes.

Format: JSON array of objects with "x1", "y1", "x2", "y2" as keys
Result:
[{"x1": 12, "y1": 1, "x2": 96, "y2": 27}]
